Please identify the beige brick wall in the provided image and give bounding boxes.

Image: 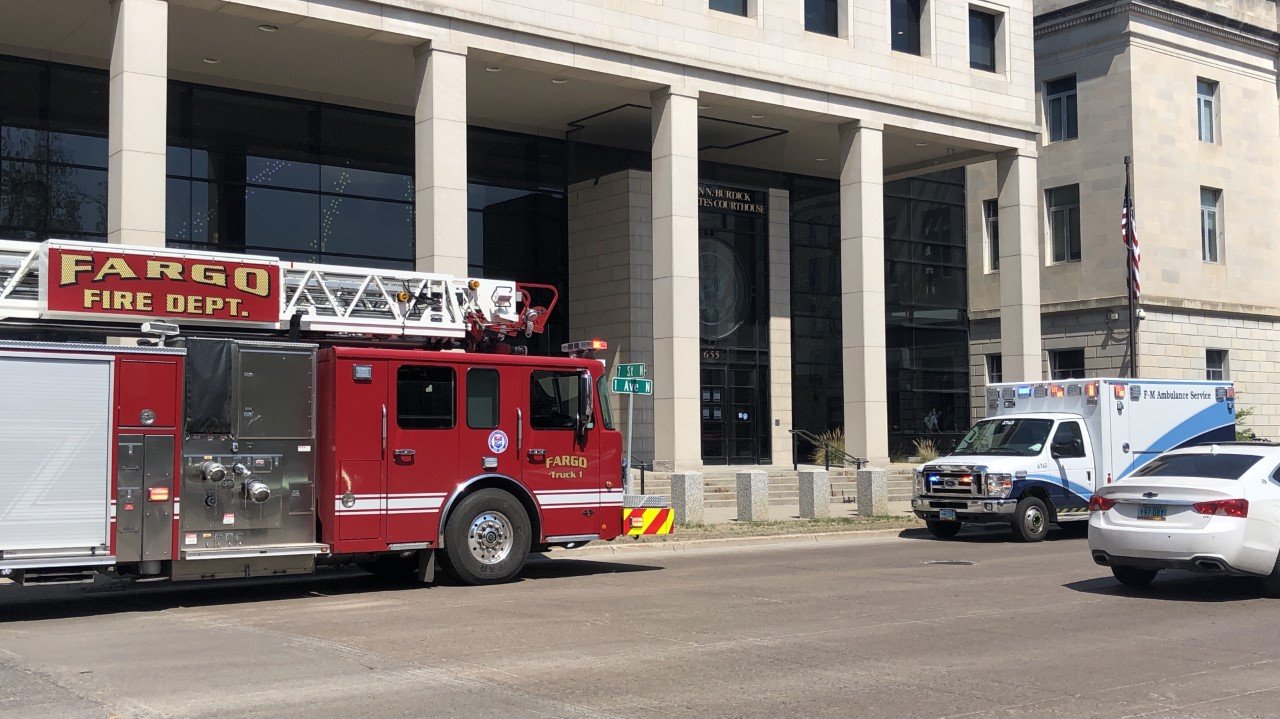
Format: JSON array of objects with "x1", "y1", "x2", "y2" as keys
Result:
[{"x1": 1138, "y1": 310, "x2": 1280, "y2": 439}]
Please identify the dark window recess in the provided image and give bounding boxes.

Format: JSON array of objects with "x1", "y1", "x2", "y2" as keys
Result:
[
  {"x1": 805, "y1": 0, "x2": 839, "y2": 35},
  {"x1": 1047, "y1": 184, "x2": 1081, "y2": 263},
  {"x1": 968, "y1": 9, "x2": 997, "y2": 71},
  {"x1": 467, "y1": 368, "x2": 500, "y2": 429},
  {"x1": 397, "y1": 365, "x2": 456, "y2": 430},
  {"x1": 530, "y1": 370, "x2": 580, "y2": 430},
  {"x1": 986, "y1": 354, "x2": 1002, "y2": 384},
  {"x1": 1045, "y1": 75, "x2": 1078, "y2": 142},
  {"x1": 1206, "y1": 349, "x2": 1228, "y2": 381},
  {"x1": 0, "y1": 56, "x2": 109, "y2": 242},
  {"x1": 710, "y1": 0, "x2": 749, "y2": 16},
  {"x1": 1050, "y1": 349, "x2": 1086, "y2": 380},
  {"x1": 891, "y1": 0, "x2": 923, "y2": 54}
]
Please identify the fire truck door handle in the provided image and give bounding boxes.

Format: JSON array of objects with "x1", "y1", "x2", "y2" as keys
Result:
[
  {"x1": 381, "y1": 404, "x2": 387, "y2": 454},
  {"x1": 394, "y1": 449, "x2": 415, "y2": 457},
  {"x1": 516, "y1": 408, "x2": 523, "y2": 451}
]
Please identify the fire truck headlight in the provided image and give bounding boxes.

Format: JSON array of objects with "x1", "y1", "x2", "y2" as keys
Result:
[
  {"x1": 201, "y1": 462, "x2": 227, "y2": 483},
  {"x1": 245, "y1": 479, "x2": 271, "y2": 504},
  {"x1": 986, "y1": 473, "x2": 1014, "y2": 498}
]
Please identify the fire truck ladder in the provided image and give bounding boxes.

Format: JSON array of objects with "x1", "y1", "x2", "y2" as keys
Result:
[{"x1": 0, "y1": 239, "x2": 556, "y2": 341}]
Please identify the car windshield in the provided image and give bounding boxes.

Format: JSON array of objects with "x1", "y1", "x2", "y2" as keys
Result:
[
  {"x1": 1131, "y1": 453, "x2": 1262, "y2": 480},
  {"x1": 951, "y1": 418, "x2": 1053, "y2": 457}
]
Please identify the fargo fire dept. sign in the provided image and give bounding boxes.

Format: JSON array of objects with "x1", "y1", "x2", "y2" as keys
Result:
[{"x1": 41, "y1": 242, "x2": 281, "y2": 323}]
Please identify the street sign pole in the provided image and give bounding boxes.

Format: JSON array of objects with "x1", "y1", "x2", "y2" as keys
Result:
[{"x1": 625, "y1": 390, "x2": 635, "y2": 495}]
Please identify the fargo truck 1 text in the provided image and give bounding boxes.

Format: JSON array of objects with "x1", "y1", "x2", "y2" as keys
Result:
[{"x1": 912, "y1": 379, "x2": 1236, "y2": 541}]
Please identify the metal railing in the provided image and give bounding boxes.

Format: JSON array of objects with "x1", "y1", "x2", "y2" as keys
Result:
[
  {"x1": 789, "y1": 429, "x2": 868, "y2": 472},
  {"x1": 625, "y1": 455, "x2": 652, "y2": 494}
]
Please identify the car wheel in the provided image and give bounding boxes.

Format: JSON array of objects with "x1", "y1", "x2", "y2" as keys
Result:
[
  {"x1": 925, "y1": 520, "x2": 962, "y2": 539},
  {"x1": 1111, "y1": 565, "x2": 1158, "y2": 587},
  {"x1": 441, "y1": 489, "x2": 531, "y2": 586},
  {"x1": 1261, "y1": 551, "x2": 1280, "y2": 598},
  {"x1": 1011, "y1": 497, "x2": 1049, "y2": 542}
]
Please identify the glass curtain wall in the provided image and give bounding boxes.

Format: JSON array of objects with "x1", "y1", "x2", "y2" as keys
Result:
[{"x1": 0, "y1": 56, "x2": 108, "y2": 242}]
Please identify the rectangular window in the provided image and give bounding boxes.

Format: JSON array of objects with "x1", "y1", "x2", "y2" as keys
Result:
[
  {"x1": 1050, "y1": 349, "x2": 1086, "y2": 380},
  {"x1": 986, "y1": 354, "x2": 1003, "y2": 384},
  {"x1": 1045, "y1": 75, "x2": 1078, "y2": 142},
  {"x1": 968, "y1": 9, "x2": 998, "y2": 72},
  {"x1": 805, "y1": 0, "x2": 840, "y2": 35},
  {"x1": 1206, "y1": 349, "x2": 1229, "y2": 381},
  {"x1": 530, "y1": 370, "x2": 580, "y2": 430},
  {"x1": 710, "y1": 0, "x2": 749, "y2": 16},
  {"x1": 1201, "y1": 187, "x2": 1222, "y2": 262},
  {"x1": 983, "y1": 198, "x2": 1000, "y2": 271},
  {"x1": 1046, "y1": 185, "x2": 1081, "y2": 263},
  {"x1": 397, "y1": 365, "x2": 456, "y2": 429},
  {"x1": 1197, "y1": 78, "x2": 1218, "y2": 143},
  {"x1": 891, "y1": 0, "x2": 923, "y2": 55},
  {"x1": 466, "y1": 368, "x2": 500, "y2": 429}
]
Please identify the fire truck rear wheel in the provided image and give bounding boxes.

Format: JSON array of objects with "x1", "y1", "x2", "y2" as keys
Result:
[{"x1": 441, "y1": 489, "x2": 531, "y2": 585}]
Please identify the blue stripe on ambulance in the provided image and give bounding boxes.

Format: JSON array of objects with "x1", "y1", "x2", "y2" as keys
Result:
[
  {"x1": 1012, "y1": 474, "x2": 1095, "y2": 512},
  {"x1": 1118, "y1": 403, "x2": 1235, "y2": 479}
]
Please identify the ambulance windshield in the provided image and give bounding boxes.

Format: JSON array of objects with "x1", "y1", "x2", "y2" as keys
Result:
[{"x1": 952, "y1": 418, "x2": 1054, "y2": 457}]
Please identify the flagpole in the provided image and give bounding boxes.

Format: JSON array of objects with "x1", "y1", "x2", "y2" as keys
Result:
[{"x1": 1124, "y1": 155, "x2": 1139, "y2": 377}]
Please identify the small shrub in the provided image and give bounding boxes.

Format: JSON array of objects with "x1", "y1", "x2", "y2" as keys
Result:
[
  {"x1": 808, "y1": 427, "x2": 846, "y2": 467},
  {"x1": 1236, "y1": 405, "x2": 1259, "y2": 441},
  {"x1": 912, "y1": 436, "x2": 939, "y2": 463}
]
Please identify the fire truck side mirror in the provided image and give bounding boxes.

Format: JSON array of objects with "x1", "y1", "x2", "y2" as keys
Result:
[{"x1": 576, "y1": 371, "x2": 594, "y2": 440}]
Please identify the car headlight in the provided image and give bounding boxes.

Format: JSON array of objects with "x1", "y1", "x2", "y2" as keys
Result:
[{"x1": 985, "y1": 473, "x2": 1013, "y2": 498}]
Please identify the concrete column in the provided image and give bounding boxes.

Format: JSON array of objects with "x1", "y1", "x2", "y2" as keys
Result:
[
  {"x1": 768, "y1": 188, "x2": 793, "y2": 467},
  {"x1": 670, "y1": 471, "x2": 705, "y2": 525},
  {"x1": 650, "y1": 87, "x2": 700, "y2": 471},
  {"x1": 996, "y1": 150, "x2": 1043, "y2": 381},
  {"x1": 107, "y1": 0, "x2": 167, "y2": 247},
  {"x1": 736, "y1": 471, "x2": 769, "y2": 522},
  {"x1": 798, "y1": 470, "x2": 830, "y2": 519},
  {"x1": 414, "y1": 43, "x2": 469, "y2": 277},
  {"x1": 839, "y1": 121, "x2": 889, "y2": 464},
  {"x1": 856, "y1": 467, "x2": 888, "y2": 517}
]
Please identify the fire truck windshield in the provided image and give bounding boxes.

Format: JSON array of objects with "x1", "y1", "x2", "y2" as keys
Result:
[
  {"x1": 951, "y1": 418, "x2": 1053, "y2": 457},
  {"x1": 596, "y1": 375, "x2": 615, "y2": 430}
]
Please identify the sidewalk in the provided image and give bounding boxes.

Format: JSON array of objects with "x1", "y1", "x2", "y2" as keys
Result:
[{"x1": 697, "y1": 498, "x2": 916, "y2": 524}]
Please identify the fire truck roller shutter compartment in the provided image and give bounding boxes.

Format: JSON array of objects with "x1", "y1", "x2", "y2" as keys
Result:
[
  {"x1": 173, "y1": 338, "x2": 324, "y2": 579},
  {"x1": 0, "y1": 352, "x2": 113, "y2": 565}
]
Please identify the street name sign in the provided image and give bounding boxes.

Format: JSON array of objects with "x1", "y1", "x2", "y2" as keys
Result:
[{"x1": 612, "y1": 377, "x2": 653, "y2": 395}]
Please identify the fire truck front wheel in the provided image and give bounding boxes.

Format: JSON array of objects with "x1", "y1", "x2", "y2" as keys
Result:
[{"x1": 441, "y1": 489, "x2": 532, "y2": 585}]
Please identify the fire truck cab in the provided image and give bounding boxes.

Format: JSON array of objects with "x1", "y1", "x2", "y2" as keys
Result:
[{"x1": 0, "y1": 239, "x2": 667, "y2": 590}]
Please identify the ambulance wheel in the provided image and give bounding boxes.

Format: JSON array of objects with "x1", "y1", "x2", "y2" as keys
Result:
[
  {"x1": 441, "y1": 489, "x2": 531, "y2": 586},
  {"x1": 925, "y1": 520, "x2": 962, "y2": 539},
  {"x1": 1112, "y1": 566, "x2": 1158, "y2": 588},
  {"x1": 1011, "y1": 497, "x2": 1049, "y2": 542}
]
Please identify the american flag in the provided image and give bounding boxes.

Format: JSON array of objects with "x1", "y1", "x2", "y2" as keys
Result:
[{"x1": 1122, "y1": 175, "x2": 1141, "y2": 302}]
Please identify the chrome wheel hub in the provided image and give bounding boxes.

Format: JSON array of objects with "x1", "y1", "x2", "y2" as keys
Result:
[
  {"x1": 1025, "y1": 506, "x2": 1044, "y2": 533},
  {"x1": 467, "y1": 511, "x2": 514, "y2": 565}
]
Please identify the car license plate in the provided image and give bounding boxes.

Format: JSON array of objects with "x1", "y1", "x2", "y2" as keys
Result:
[
  {"x1": 1137, "y1": 505, "x2": 1167, "y2": 521},
  {"x1": 939, "y1": 508, "x2": 957, "y2": 521}
]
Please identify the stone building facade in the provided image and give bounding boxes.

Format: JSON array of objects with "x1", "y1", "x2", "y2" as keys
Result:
[
  {"x1": 966, "y1": 0, "x2": 1280, "y2": 439},
  {"x1": 0, "y1": 0, "x2": 1045, "y2": 469}
]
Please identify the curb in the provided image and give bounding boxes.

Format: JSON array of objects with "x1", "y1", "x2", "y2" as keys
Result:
[{"x1": 548, "y1": 526, "x2": 919, "y2": 558}]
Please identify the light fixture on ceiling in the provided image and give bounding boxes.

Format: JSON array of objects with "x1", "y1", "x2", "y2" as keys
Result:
[
  {"x1": 484, "y1": 66, "x2": 502, "y2": 72},
  {"x1": 915, "y1": 141, "x2": 930, "y2": 147},
  {"x1": 202, "y1": 57, "x2": 221, "y2": 65},
  {"x1": 750, "y1": 113, "x2": 765, "y2": 119},
  {"x1": 698, "y1": 104, "x2": 710, "y2": 110},
  {"x1": 815, "y1": 158, "x2": 828, "y2": 162},
  {"x1": 551, "y1": 78, "x2": 568, "y2": 84},
  {"x1": 257, "y1": 24, "x2": 279, "y2": 33}
]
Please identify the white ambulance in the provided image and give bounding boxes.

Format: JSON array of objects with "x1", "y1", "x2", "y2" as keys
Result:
[{"x1": 912, "y1": 379, "x2": 1236, "y2": 541}]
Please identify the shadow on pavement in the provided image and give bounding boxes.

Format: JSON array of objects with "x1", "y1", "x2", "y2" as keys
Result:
[
  {"x1": 896, "y1": 525, "x2": 1088, "y2": 543},
  {"x1": 1064, "y1": 573, "x2": 1269, "y2": 603},
  {"x1": 0, "y1": 556, "x2": 662, "y2": 622}
]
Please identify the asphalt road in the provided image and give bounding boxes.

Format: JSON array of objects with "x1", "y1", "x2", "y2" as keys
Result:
[{"x1": 2, "y1": 526, "x2": 1279, "y2": 719}]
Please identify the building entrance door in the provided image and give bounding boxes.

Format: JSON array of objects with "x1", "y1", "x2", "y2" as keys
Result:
[{"x1": 698, "y1": 184, "x2": 770, "y2": 465}]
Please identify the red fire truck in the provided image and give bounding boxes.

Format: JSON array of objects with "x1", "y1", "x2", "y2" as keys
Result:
[{"x1": 0, "y1": 239, "x2": 671, "y2": 588}]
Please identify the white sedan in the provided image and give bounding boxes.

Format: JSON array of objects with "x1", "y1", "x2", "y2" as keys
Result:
[{"x1": 1088, "y1": 443, "x2": 1280, "y2": 592}]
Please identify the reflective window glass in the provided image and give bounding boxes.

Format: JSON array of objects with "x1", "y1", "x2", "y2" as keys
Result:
[
  {"x1": 320, "y1": 195, "x2": 413, "y2": 263},
  {"x1": 467, "y1": 368, "x2": 500, "y2": 429},
  {"x1": 245, "y1": 187, "x2": 319, "y2": 254}
]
